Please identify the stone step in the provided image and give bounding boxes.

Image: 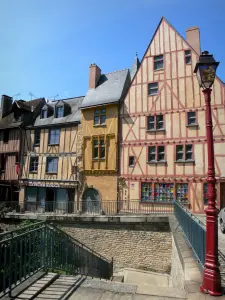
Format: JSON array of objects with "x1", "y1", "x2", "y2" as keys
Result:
[{"x1": 136, "y1": 283, "x2": 187, "y2": 299}]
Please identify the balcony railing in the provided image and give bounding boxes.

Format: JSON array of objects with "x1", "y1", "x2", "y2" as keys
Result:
[{"x1": 0, "y1": 200, "x2": 187, "y2": 215}]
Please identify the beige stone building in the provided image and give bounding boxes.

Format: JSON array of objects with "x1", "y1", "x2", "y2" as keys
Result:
[{"x1": 120, "y1": 17, "x2": 225, "y2": 213}]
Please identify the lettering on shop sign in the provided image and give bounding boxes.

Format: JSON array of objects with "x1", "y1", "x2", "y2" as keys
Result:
[{"x1": 27, "y1": 182, "x2": 76, "y2": 188}]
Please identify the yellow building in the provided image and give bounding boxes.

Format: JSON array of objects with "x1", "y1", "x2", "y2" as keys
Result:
[
  {"x1": 80, "y1": 64, "x2": 131, "y2": 212},
  {"x1": 19, "y1": 96, "x2": 84, "y2": 213}
]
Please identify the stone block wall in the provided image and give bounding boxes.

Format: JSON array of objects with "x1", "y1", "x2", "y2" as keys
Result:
[{"x1": 62, "y1": 222, "x2": 172, "y2": 274}]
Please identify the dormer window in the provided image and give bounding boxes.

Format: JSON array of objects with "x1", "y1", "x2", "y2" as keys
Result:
[
  {"x1": 41, "y1": 109, "x2": 47, "y2": 119},
  {"x1": 56, "y1": 106, "x2": 64, "y2": 118}
]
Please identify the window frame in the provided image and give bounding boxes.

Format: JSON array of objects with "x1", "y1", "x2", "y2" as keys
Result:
[
  {"x1": 176, "y1": 183, "x2": 189, "y2": 203},
  {"x1": 46, "y1": 157, "x2": 58, "y2": 174},
  {"x1": 92, "y1": 137, "x2": 106, "y2": 160},
  {"x1": 147, "y1": 115, "x2": 164, "y2": 131},
  {"x1": 148, "y1": 145, "x2": 165, "y2": 163},
  {"x1": 148, "y1": 82, "x2": 158, "y2": 96},
  {"x1": 185, "y1": 50, "x2": 192, "y2": 64},
  {"x1": 129, "y1": 156, "x2": 135, "y2": 167},
  {"x1": 41, "y1": 109, "x2": 47, "y2": 119},
  {"x1": 175, "y1": 144, "x2": 194, "y2": 162},
  {"x1": 48, "y1": 128, "x2": 60, "y2": 145},
  {"x1": 29, "y1": 156, "x2": 39, "y2": 173},
  {"x1": 154, "y1": 55, "x2": 164, "y2": 71},
  {"x1": 34, "y1": 129, "x2": 41, "y2": 146},
  {"x1": 141, "y1": 182, "x2": 174, "y2": 203},
  {"x1": 141, "y1": 182, "x2": 153, "y2": 202},
  {"x1": 56, "y1": 106, "x2": 64, "y2": 118},
  {"x1": 187, "y1": 111, "x2": 197, "y2": 126},
  {"x1": 94, "y1": 108, "x2": 106, "y2": 126}
]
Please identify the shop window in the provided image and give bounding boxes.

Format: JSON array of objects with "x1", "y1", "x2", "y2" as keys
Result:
[
  {"x1": 56, "y1": 106, "x2": 64, "y2": 118},
  {"x1": 129, "y1": 156, "x2": 135, "y2": 167},
  {"x1": 3, "y1": 129, "x2": 9, "y2": 143},
  {"x1": 185, "y1": 50, "x2": 191, "y2": 64},
  {"x1": 94, "y1": 108, "x2": 106, "y2": 125},
  {"x1": 46, "y1": 157, "x2": 58, "y2": 173},
  {"x1": 26, "y1": 187, "x2": 37, "y2": 202},
  {"x1": 154, "y1": 55, "x2": 164, "y2": 70},
  {"x1": 176, "y1": 183, "x2": 188, "y2": 203},
  {"x1": 148, "y1": 146, "x2": 165, "y2": 162},
  {"x1": 141, "y1": 182, "x2": 153, "y2": 202},
  {"x1": 155, "y1": 183, "x2": 174, "y2": 202},
  {"x1": 176, "y1": 144, "x2": 193, "y2": 161},
  {"x1": 48, "y1": 128, "x2": 60, "y2": 145},
  {"x1": 30, "y1": 157, "x2": 38, "y2": 173},
  {"x1": 148, "y1": 82, "x2": 158, "y2": 96},
  {"x1": 147, "y1": 115, "x2": 164, "y2": 130},
  {"x1": 34, "y1": 129, "x2": 41, "y2": 146},
  {"x1": 187, "y1": 112, "x2": 197, "y2": 125}
]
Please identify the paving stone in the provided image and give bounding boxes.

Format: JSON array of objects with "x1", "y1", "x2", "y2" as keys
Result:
[{"x1": 68, "y1": 286, "x2": 104, "y2": 300}]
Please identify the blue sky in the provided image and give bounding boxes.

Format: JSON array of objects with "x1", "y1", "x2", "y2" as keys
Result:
[{"x1": 0, "y1": 0, "x2": 225, "y2": 100}]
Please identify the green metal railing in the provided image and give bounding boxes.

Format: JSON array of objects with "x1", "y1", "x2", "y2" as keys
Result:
[
  {"x1": 0, "y1": 222, "x2": 113, "y2": 297},
  {"x1": 174, "y1": 201, "x2": 206, "y2": 267}
]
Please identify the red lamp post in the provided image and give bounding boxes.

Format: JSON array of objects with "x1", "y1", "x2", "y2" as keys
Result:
[{"x1": 194, "y1": 51, "x2": 221, "y2": 296}]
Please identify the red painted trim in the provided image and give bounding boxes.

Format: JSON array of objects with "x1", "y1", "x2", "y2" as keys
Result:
[
  {"x1": 123, "y1": 117, "x2": 138, "y2": 142},
  {"x1": 121, "y1": 138, "x2": 224, "y2": 145}
]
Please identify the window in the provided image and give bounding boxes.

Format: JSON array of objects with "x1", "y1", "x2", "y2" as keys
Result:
[
  {"x1": 94, "y1": 108, "x2": 106, "y2": 125},
  {"x1": 92, "y1": 138, "x2": 105, "y2": 159},
  {"x1": 176, "y1": 144, "x2": 193, "y2": 161},
  {"x1": 154, "y1": 55, "x2": 164, "y2": 70},
  {"x1": 41, "y1": 109, "x2": 47, "y2": 119},
  {"x1": 203, "y1": 183, "x2": 217, "y2": 205},
  {"x1": 48, "y1": 128, "x2": 60, "y2": 145},
  {"x1": 148, "y1": 82, "x2": 158, "y2": 96},
  {"x1": 185, "y1": 50, "x2": 191, "y2": 64},
  {"x1": 3, "y1": 129, "x2": 9, "y2": 143},
  {"x1": 0, "y1": 154, "x2": 6, "y2": 171},
  {"x1": 148, "y1": 146, "x2": 165, "y2": 162},
  {"x1": 155, "y1": 183, "x2": 174, "y2": 202},
  {"x1": 147, "y1": 115, "x2": 164, "y2": 130},
  {"x1": 46, "y1": 157, "x2": 58, "y2": 173},
  {"x1": 176, "y1": 183, "x2": 188, "y2": 203},
  {"x1": 34, "y1": 129, "x2": 41, "y2": 146},
  {"x1": 56, "y1": 106, "x2": 64, "y2": 118},
  {"x1": 129, "y1": 156, "x2": 135, "y2": 167},
  {"x1": 141, "y1": 182, "x2": 152, "y2": 202},
  {"x1": 30, "y1": 157, "x2": 38, "y2": 173},
  {"x1": 187, "y1": 112, "x2": 197, "y2": 125}
]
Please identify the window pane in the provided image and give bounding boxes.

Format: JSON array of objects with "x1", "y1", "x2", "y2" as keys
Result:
[
  {"x1": 30, "y1": 157, "x2": 38, "y2": 172},
  {"x1": 185, "y1": 56, "x2": 191, "y2": 64},
  {"x1": 187, "y1": 112, "x2": 196, "y2": 125},
  {"x1": 34, "y1": 130, "x2": 40, "y2": 145},
  {"x1": 176, "y1": 145, "x2": 183, "y2": 160},
  {"x1": 100, "y1": 147, "x2": 105, "y2": 158},
  {"x1": 100, "y1": 139, "x2": 105, "y2": 146},
  {"x1": 176, "y1": 183, "x2": 188, "y2": 203},
  {"x1": 49, "y1": 129, "x2": 60, "y2": 144},
  {"x1": 101, "y1": 108, "x2": 106, "y2": 113},
  {"x1": 129, "y1": 156, "x2": 135, "y2": 166},
  {"x1": 147, "y1": 116, "x2": 155, "y2": 130},
  {"x1": 94, "y1": 110, "x2": 101, "y2": 115},
  {"x1": 94, "y1": 116, "x2": 99, "y2": 125},
  {"x1": 185, "y1": 145, "x2": 193, "y2": 160},
  {"x1": 156, "y1": 115, "x2": 164, "y2": 129},
  {"x1": 148, "y1": 146, "x2": 156, "y2": 161},
  {"x1": 100, "y1": 115, "x2": 106, "y2": 124},
  {"x1": 155, "y1": 183, "x2": 174, "y2": 202},
  {"x1": 56, "y1": 106, "x2": 64, "y2": 118},
  {"x1": 148, "y1": 83, "x2": 158, "y2": 96},
  {"x1": 41, "y1": 110, "x2": 47, "y2": 119},
  {"x1": 154, "y1": 60, "x2": 163, "y2": 70},
  {"x1": 158, "y1": 146, "x2": 165, "y2": 161},
  {"x1": 93, "y1": 139, "x2": 98, "y2": 146},
  {"x1": 93, "y1": 147, "x2": 98, "y2": 158},
  {"x1": 47, "y1": 157, "x2": 58, "y2": 173},
  {"x1": 141, "y1": 182, "x2": 152, "y2": 202}
]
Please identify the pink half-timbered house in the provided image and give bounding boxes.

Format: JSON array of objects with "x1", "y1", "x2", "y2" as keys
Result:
[{"x1": 120, "y1": 17, "x2": 225, "y2": 213}]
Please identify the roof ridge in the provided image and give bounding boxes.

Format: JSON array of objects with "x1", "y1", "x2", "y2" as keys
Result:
[{"x1": 103, "y1": 68, "x2": 129, "y2": 75}]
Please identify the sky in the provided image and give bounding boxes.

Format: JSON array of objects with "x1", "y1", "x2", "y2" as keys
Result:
[{"x1": 0, "y1": 0, "x2": 225, "y2": 101}]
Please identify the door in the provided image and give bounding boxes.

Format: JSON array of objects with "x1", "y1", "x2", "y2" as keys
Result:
[
  {"x1": 46, "y1": 188, "x2": 55, "y2": 212},
  {"x1": 82, "y1": 188, "x2": 100, "y2": 214}
]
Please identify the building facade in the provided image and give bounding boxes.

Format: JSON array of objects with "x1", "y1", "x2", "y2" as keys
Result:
[
  {"x1": 119, "y1": 18, "x2": 225, "y2": 213},
  {"x1": 19, "y1": 97, "x2": 84, "y2": 213},
  {"x1": 80, "y1": 64, "x2": 130, "y2": 212},
  {"x1": 0, "y1": 95, "x2": 45, "y2": 207}
]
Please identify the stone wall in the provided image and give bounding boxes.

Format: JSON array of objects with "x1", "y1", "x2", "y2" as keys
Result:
[
  {"x1": 62, "y1": 222, "x2": 172, "y2": 274},
  {"x1": 170, "y1": 235, "x2": 185, "y2": 289}
]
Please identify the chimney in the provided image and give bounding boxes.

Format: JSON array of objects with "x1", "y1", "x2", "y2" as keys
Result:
[
  {"x1": 0, "y1": 95, "x2": 13, "y2": 119},
  {"x1": 89, "y1": 64, "x2": 101, "y2": 89},
  {"x1": 186, "y1": 26, "x2": 200, "y2": 55}
]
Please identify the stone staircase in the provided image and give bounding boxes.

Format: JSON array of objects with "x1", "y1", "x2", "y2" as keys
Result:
[{"x1": 12, "y1": 272, "x2": 187, "y2": 300}]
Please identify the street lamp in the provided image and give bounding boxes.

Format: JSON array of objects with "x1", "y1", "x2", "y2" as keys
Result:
[{"x1": 194, "y1": 51, "x2": 221, "y2": 296}]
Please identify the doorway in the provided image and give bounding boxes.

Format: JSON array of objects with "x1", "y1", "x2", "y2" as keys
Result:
[
  {"x1": 46, "y1": 188, "x2": 55, "y2": 212},
  {"x1": 82, "y1": 188, "x2": 100, "y2": 214}
]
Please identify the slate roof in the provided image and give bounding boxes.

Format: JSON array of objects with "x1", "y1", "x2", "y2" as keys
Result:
[
  {"x1": 33, "y1": 96, "x2": 84, "y2": 127},
  {"x1": 80, "y1": 69, "x2": 130, "y2": 109},
  {"x1": 130, "y1": 56, "x2": 140, "y2": 81},
  {"x1": 0, "y1": 98, "x2": 45, "y2": 129}
]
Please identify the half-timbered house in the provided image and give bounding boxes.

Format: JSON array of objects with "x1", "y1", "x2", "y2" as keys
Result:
[
  {"x1": 80, "y1": 64, "x2": 131, "y2": 212},
  {"x1": 19, "y1": 96, "x2": 84, "y2": 213},
  {"x1": 120, "y1": 17, "x2": 225, "y2": 213},
  {"x1": 0, "y1": 95, "x2": 45, "y2": 207}
]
